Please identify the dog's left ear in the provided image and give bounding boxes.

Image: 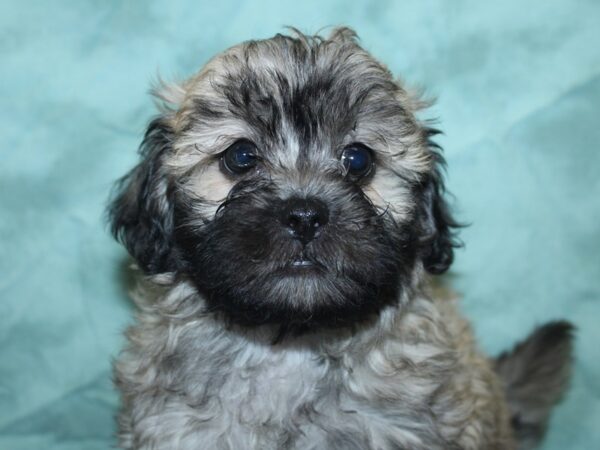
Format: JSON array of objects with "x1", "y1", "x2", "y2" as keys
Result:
[
  {"x1": 108, "y1": 117, "x2": 176, "y2": 274},
  {"x1": 416, "y1": 142, "x2": 461, "y2": 275}
]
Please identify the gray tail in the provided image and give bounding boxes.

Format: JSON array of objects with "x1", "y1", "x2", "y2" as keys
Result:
[{"x1": 494, "y1": 321, "x2": 574, "y2": 450}]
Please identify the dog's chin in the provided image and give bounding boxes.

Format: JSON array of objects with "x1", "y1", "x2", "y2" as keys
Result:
[{"x1": 192, "y1": 257, "x2": 403, "y2": 329}]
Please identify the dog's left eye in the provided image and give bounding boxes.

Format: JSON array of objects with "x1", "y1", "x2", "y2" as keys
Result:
[
  {"x1": 222, "y1": 140, "x2": 258, "y2": 174},
  {"x1": 341, "y1": 144, "x2": 373, "y2": 179}
]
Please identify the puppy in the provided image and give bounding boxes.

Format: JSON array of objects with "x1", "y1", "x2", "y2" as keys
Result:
[{"x1": 108, "y1": 28, "x2": 573, "y2": 450}]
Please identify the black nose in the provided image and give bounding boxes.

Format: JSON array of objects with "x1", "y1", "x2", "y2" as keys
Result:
[{"x1": 281, "y1": 197, "x2": 329, "y2": 245}]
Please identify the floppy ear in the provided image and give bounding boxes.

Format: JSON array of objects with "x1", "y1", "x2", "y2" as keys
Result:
[
  {"x1": 108, "y1": 117, "x2": 176, "y2": 274},
  {"x1": 417, "y1": 135, "x2": 462, "y2": 275}
]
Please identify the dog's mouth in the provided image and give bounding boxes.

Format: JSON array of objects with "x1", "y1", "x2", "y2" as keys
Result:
[
  {"x1": 291, "y1": 257, "x2": 315, "y2": 268},
  {"x1": 284, "y1": 255, "x2": 325, "y2": 274}
]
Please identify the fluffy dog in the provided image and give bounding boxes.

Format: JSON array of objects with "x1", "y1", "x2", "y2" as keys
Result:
[{"x1": 108, "y1": 28, "x2": 573, "y2": 449}]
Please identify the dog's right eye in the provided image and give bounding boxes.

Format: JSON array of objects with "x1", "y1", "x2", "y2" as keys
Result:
[{"x1": 221, "y1": 140, "x2": 258, "y2": 175}]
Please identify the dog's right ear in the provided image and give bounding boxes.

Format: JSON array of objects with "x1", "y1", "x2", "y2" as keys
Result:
[{"x1": 108, "y1": 117, "x2": 176, "y2": 274}]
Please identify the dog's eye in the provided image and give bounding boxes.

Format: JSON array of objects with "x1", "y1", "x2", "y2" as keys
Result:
[
  {"x1": 222, "y1": 140, "x2": 258, "y2": 174},
  {"x1": 341, "y1": 144, "x2": 373, "y2": 179}
]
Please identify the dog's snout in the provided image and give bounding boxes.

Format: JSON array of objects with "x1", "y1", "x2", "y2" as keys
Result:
[{"x1": 281, "y1": 197, "x2": 329, "y2": 245}]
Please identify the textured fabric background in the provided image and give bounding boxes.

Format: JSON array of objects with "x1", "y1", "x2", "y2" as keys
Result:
[{"x1": 1, "y1": 1, "x2": 599, "y2": 448}]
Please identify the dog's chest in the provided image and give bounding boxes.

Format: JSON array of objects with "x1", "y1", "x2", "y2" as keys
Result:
[
  {"x1": 171, "y1": 333, "x2": 449, "y2": 450},
  {"x1": 209, "y1": 344, "x2": 329, "y2": 425}
]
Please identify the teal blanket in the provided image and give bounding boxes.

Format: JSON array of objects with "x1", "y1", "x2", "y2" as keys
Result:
[{"x1": 1, "y1": 1, "x2": 598, "y2": 448}]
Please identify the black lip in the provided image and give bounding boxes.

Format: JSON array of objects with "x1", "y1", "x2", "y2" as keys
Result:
[
  {"x1": 291, "y1": 259, "x2": 315, "y2": 268},
  {"x1": 282, "y1": 257, "x2": 325, "y2": 275}
]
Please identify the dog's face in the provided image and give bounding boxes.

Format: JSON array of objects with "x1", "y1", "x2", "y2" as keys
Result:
[{"x1": 109, "y1": 29, "x2": 458, "y2": 328}]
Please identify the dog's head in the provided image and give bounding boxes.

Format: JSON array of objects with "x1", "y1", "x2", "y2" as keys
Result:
[{"x1": 109, "y1": 28, "x2": 459, "y2": 328}]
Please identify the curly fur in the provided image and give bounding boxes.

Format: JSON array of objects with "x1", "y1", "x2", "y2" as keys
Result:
[{"x1": 108, "y1": 28, "x2": 572, "y2": 449}]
